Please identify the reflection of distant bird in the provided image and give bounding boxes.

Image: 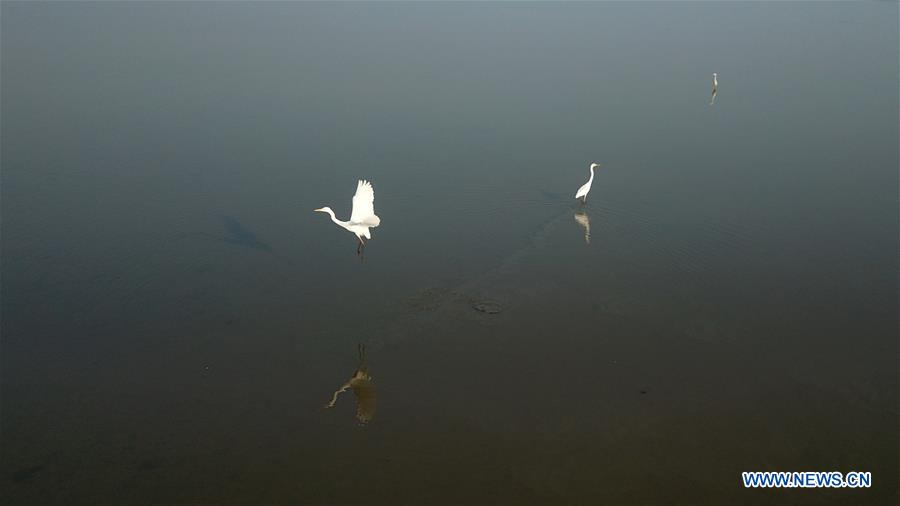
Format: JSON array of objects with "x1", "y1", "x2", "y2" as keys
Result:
[
  {"x1": 326, "y1": 344, "x2": 376, "y2": 425},
  {"x1": 575, "y1": 163, "x2": 600, "y2": 203},
  {"x1": 710, "y1": 72, "x2": 718, "y2": 105},
  {"x1": 315, "y1": 180, "x2": 381, "y2": 255},
  {"x1": 574, "y1": 211, "x2": 591, "y2": 244}
]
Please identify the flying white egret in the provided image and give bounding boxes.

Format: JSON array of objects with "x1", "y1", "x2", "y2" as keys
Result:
[
  {"x1": 575, "y1": 163, "x2": 600, "y2": 203},
  {"x1": 710, "y1": 72, "x2": 718, "y2": 105},
  {"x1": 315, "y1": 180, "x2": 381, "y2": 254}
]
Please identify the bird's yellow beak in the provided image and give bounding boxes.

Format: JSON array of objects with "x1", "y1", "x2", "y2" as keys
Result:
[{"x1": 313, "y1": 208, "x2": 323, "y2": 212}]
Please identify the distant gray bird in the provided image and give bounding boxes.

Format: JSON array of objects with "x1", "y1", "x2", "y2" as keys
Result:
[{"x1": 710, "y1": 72, "x2": 718, "y2": 105}]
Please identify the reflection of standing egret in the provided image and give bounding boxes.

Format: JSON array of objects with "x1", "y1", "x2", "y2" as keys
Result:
[
  {"x1": 326, "y1": 344, "x2": 376, "y2": 425},
  {"x1": 314, "y1": 180, "x2": 381, "y2": 255},
  {"x1": 574, "y1": 211, "x2": 591, "y2": 244},
  {"x1": 710, "y1": 72, "x2": 718, "y2": 105},
  {"x1": 575, "y1": 163, "x2": 600, "y2": 203}
]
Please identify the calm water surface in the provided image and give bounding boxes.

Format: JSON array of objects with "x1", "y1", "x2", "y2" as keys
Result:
[{"x1": 2, "y1": 2, "x2": 897, "y2": 504}]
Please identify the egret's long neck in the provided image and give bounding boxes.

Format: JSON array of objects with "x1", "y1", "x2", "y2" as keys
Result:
[
  {"x1": 323, "y1": 208, "x2": 348, "y2": 227},
  {"x1": 588, "y1": 166, "x2": 596, "y2": 183}
]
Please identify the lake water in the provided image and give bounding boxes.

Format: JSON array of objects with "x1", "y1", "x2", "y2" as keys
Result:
[{"x1": 1, "y1": 2, "x2": 897, "y2": 504}]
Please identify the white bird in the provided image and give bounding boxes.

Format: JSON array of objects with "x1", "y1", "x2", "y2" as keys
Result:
[
  {"x1": 575, "y1": 163, "x2": 600, "y2": 203},
  {"x1": 710, "y1": 72, "x2": 718, "y2": 105},
  {"x1": 315, "y1": 180, "x2": 381, "y2": 254}
]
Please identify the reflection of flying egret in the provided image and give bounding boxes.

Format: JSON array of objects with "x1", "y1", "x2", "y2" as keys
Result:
[
  {"x1": 574, "y1": 211, "x2": 591, "y2": 244},
  {"x1": 575, "y1": 163, "x2": 600, "y2": 203},
  {"x1": 710, "y1": 72, "x2": 718, "y2": 105},
  {"x1": 315, "y1": 180, "x2": 381, "y2": 255},
  {"x1": 326, "y1": 344, "x2": 376, "y2": 425}
]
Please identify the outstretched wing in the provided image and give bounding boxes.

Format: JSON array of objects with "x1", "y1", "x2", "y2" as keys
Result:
[{"x1": 350, "y1": 180, "x2": 381, "y2": 226}]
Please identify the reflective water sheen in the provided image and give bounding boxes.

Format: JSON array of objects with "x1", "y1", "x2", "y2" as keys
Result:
[
  {"x1": 1, "y1": 2, "x2": 897, "y2": 504},
  {"x1": 326, "y1": 344, "x2": 376, "y2": 426}
]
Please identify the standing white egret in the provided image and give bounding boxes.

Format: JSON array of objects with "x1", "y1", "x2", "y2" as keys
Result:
[
  {"x1": 315, "y1": 179, "x2": 381, "y2": 254},
  {"x1": 575, "y1": 163, "x2": 600, "y2": 203},
  {"x1": 710, "y1": 72, "x2": 718, "y2": 105}
]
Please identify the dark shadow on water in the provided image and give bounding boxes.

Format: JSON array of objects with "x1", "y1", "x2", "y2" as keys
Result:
[
  {"x1": 12, "y1": 465, "x2": 44, "y2": 483},
  {"x1": 217, "y1": 215, "x2": 273, "y2": 252}
]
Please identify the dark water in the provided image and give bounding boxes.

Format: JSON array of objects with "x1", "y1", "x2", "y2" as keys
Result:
[{"x1": 2, "y1": 2, "x2": 897, "y2": 504}]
